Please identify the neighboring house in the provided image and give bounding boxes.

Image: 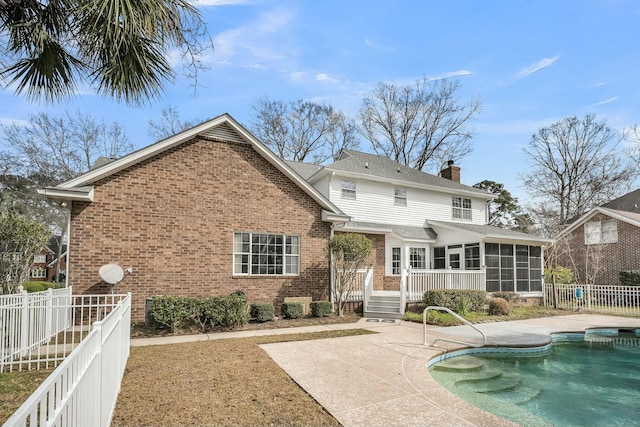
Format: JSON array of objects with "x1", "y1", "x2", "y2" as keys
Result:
[
  {"x1": 40, "y1": 114, "x2": 350, "y2": 322},
  {"x1": 555, "y1": 189, "x2": 640, "y2": 285},
  {"x1": 289, "y1": 150, "x2": 552, "y2": 316},
  {"x1": 39, "y1": 113, "x2": 551, "y2": 322},
  {"x1": 30, "y1": 237, "x2": 67, "y2": 282}
]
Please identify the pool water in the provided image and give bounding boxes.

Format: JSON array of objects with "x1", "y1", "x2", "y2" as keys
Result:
[{"x1": 429, "y1": 329, "x2": 640, "y2": 427}]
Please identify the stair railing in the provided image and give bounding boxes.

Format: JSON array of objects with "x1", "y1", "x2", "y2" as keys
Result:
[{"x1": 422, "y1": 306, "x2": 487, "y2": 348}]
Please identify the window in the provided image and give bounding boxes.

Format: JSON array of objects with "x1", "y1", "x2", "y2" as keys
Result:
[
  {"x1": 33, "y1": 254, "x2": 46, "y2": 264},
  {"x1": 392, "y1": 247, "x2": 401, "y2": 275},
  {"x1": 485, "y1": 243, "x2": 543, "y2": 293},
  {"x1": 394, "y1": 188, "x2": 407, "y2": 206},
  {"x1": 452, "y1": 197, "x2": 472, "y2": 220},
  {"x1": 31, "y1": 267, "x2": 46, "y2": 278},
  {"x1": 233, "y1": 232, "x2": 299, "y2": 275},
  {"x1": 409, "y1": 247, "x2": 426, "y2": 269},
  {"x1": 434, "y1": 247, "x2": 446, "y2": 269},
  {"x1": 341, "y1": 180, "x2": 356, "y2": 200},
  {"x1": 464, "y1": 243, "x2": 480, "y2": 270},
  {"x1": 584, "y1": 220, "x2": 617, "y2": 245}
]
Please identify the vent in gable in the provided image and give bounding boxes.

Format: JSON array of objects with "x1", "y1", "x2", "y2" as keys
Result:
[{"x1": 199, "y1": 122, "x2": 246, "y2": 144}]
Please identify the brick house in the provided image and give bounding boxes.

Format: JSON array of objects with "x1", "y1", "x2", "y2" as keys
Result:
[
  {"x1": 555, "y1": 190, "x2": 640, "y2": 285},
  {"x1": 40, "y1": 114, "x2": 349, "y2": 321},
  {"x1": 29, "y1": 238, "x2": 67, "y2": 282}
]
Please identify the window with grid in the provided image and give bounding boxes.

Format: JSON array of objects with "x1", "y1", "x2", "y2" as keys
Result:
[
  {"x1": 394, "y1": 188, "x2": 407, "y2": 206},
  {"x1": 31, "y1": 267, "x2": 46, "y2": 278},
  {"x1": 464, "y1": 243, "x2": 480, "y2": 269},
  {"x1": 33, "y1": 254, "x2": 46, "y2": 263},
  {"x1": 409, "y1": 247, "x2": 426, "y2": 269},
  {"x1": 341, "y1": 180, "x2": 356, "y2": 200},
  {"x1": 452, "y1": 197, "x2": 472, "y2": 220},
  {"x1": 433, "y1": 247, "x2": 446, "y2": 269},
  {"x1": 391, "y1": 247, "x2": 401, "y2": 275},
  {"x1": 233, "y1": 232, "x2": 299, "y2": 275}
]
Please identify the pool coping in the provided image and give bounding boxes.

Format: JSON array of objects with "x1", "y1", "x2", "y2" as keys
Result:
[{"x1": 261, "y1": 314, "x2": 640, "y2": 427}]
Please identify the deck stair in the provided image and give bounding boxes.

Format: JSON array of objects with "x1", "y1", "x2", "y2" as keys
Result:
[
  {"x1": 364, "y1": 292, "x2": 402, "y2": 319},
  {"x1": 432, "y1": 355, "x2": 542, "y2": 405}
]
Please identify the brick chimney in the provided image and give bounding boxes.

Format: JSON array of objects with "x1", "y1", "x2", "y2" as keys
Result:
[{"x1": 440, "y1": 160, "x2": 460, "y2": 183}]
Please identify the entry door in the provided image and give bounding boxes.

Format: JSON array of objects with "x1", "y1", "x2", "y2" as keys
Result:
[{"x1": 448, "y1": 248, "x2": 463, "y2": 270}]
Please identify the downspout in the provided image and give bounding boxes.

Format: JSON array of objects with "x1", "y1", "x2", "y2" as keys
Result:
[{"x1": 64, "y1": 201, "x2": 71, "y2": 289}]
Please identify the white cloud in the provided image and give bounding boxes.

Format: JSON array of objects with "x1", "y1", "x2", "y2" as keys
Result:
[
  {"x1": 316, "y1": 73, "x2": 339, "y2": 83},
  {"x1": 289, "y1": 71, "x2": 307, "y2": 81},
  {"x1": 208, "y1": 8, "x2": 297, "y2": 69},
  {"x1": 427, "y1": 70, "x2": 474, "y2": 80},
  {"x1": 515, "y1": 55, "x2": 560, "y2": 80},
  {"x1": 590, "y1": 96, "x2": 619, "y2": 107}
]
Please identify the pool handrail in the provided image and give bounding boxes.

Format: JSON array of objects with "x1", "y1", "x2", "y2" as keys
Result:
[{"x1": 423, "y1": 305, "x2": 487, "y2": 348}]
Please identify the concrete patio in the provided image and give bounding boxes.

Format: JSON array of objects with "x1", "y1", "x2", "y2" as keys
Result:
[{"x1": 260, "y1": 314, "x2": 640, "y2": 427}]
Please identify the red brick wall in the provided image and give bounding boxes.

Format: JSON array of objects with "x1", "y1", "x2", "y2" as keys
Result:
[
  {"x1": 69, "y1": 138, "x2": 332, "y2": 321},
  {"x1": 557, "y1": 213, "x2": 640, "y2": 285}
]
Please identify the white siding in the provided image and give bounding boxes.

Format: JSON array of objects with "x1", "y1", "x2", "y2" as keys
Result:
[
  {"x1": 314, "y1": 174, "x2": 330, "y2": 198},
  {"x1": 328, "y1": 177, "x2": 487, "y2": 226}
]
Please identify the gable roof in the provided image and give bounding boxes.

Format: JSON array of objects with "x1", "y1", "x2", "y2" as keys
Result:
[
  {"x1": 428, "y1": 220, "x2": 553, "y2": 244},
  {"x1": 301, "y1": 150, "x2": 493, "y2": 199},
  {"x1": 557, "y1": 206, "x2": 640, "y2": 239},
  {"x1": 38, "y1": 113, "x2": 348, "y2": 221},
  {"x1": 601, "y1": 188, "x2": 640, "y2": 212}
]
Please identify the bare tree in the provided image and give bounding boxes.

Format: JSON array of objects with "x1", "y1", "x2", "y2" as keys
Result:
[
  {"x1": 2, "y1": 111, "x2": 133, "y2": 183},
  {"x1": 148, "y1": 105, "x2": 206, "y2": 140},
  {"x1": 251, "y1": 97, "x2": 359, "y2": 164},
  {"x1": 358, "y1": 78, "x2": 480, "y2": 172},
  {"x1": 522, "y1": 114, "x2": 636, "y2": 231}
]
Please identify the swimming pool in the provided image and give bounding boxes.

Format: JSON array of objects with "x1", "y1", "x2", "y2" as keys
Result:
[{"x1": 429, "y1": 328, "x2": 640, "y2": 427}]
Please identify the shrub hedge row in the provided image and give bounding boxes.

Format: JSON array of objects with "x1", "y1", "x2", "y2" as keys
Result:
[
  {"x1": 422, "y1": 289, "x2": 487, "y2": 314},
  {"x1": 21, "y1": 281, "x2": 59, "y2": 293},
  {"x1": 619, "y1": 270, "x2": 640, "y2": 286},
  {"x1": 151, "y1": 294, "x2": 249, "y2": 332}
]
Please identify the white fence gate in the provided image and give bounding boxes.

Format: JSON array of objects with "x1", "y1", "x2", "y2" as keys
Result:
[
  {"x1": 2, "y1": 293, "x2": 131, "y2": 427},
  {"x1": 544, "y1": 283, "x2": 640, "y2": 316}
]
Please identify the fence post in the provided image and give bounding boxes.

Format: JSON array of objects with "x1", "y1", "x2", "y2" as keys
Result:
[
  {"x1": 19, "y1": 290, "x2": 28, "y2": 356},
  {"x1": 45, "y1": 287, "x2": 53, "y2": 340},
  {"x1": 552, "y1": 276, "x2": 557, "y2": 309}
]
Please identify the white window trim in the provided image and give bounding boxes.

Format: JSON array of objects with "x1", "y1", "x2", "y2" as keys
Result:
[
  {"x1": 233, "y1": 232, "x2": 300, "y2": 276},
  {"x1": 394, "y1": 188, "x2": 407, "y2": 206},
  {"x1": 584, "y1": 219, "x2": 618, "y2": 245},
  {"x1": 341, "y1": 180, "x2": 356, "y2": 200},
  {"x1": 452, "y1": 197, "x2": 472, "y2": 221}
]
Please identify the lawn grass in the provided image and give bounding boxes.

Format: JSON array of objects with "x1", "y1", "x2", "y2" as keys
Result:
[
  {"x1": 404, "y1": 305, "x2": 572, "y2": 326},
  {"x1": 0, "y1": 369, "x2": 53, "y2": 423},
  {"x1": 111, "y1": 329, "x2": 373, "y2": 427}
]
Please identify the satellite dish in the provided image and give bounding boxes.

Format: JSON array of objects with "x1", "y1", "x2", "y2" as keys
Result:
[{"x1": 99, "y1": 263, "x2": 125, "y2": 285}]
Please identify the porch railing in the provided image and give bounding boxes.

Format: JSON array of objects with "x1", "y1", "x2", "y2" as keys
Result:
[
  {"x1": 544, "y1": 283, "x2": 640, "y2": 316},
  {"x1": 406, "y1": 268, "x2": 486, "y2": 303},
  {"x1": 337, "y1": 268, "x2": 373, "y2": 303},
  {"x1": 3, "y1": 293, "x2": 131, "y2": 427}
]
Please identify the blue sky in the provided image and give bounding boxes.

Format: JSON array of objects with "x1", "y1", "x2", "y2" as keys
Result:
[{"x1": 2, "y1": 0, "x2": 640, "y2": 205}]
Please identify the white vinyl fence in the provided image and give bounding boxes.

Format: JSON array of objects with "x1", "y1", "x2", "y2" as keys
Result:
[
  {"x1": 1, "y1": 287, "x2": 72, "y2": 372},
  {"x1": 406, "y1": 269, "x2": 486, "y2": 303},
  {"x1": 1, "y1": 288, "x2": 127, "y2": 372},
  {"x1": 2, "y1": 293, "x2": 131, "y2": 427},
  {"x1": 544, "y1": 283, "x2": 640, "y2": 316}
]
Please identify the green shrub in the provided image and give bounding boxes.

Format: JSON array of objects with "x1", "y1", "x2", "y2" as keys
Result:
[
  {"x1": 619, "y1": 270, "x2": 640, "y2": 286},
  {"x1": 488, "y1": 298, "x2": 511, "y2": 316},
  {"x1": 281, "y1": 302, "x2": 304, "y2": 319},
  {"x1": 310, "y1": 301, "x2": 333, "y2": 317},
  {"x1": 21, "y1": 281, "x2": 56, "y2": 293},
  {"x1": 544, "y1": 266, "x2": 574, "y2": 284},
  {"x1": 250, "y1": 303, "x2": 275, "y2": 322},
  {"x1": 422, "y1": 290, "x2": 487, "y2": 314},
  {"x1": 205, "y1": 295, "x2": 249, "y2": 328},
  {"x1": 151, "y1": 296, "x2": 193, "y2": 332}
]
